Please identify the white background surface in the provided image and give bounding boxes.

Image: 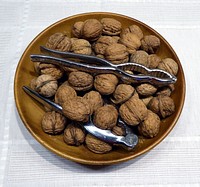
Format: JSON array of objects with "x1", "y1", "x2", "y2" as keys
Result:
[{"x1": 0, "y1": 0, "x2": 200, "y2": 186}]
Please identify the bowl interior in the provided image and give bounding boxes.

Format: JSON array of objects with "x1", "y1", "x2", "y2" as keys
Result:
[{"x1": 14, "y1": 12, "x2": 185, "y2": 165}]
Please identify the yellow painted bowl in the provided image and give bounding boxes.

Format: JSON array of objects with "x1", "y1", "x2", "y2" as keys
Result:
[{"x1": 14, "y1": 12, "x2": 185, "y2": 165}]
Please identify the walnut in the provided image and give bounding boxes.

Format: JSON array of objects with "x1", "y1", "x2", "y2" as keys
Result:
[
  {"x1": 112, "y1": 125, "x2": 125, "y2": 136},
  {"x1": 72, "y1": 21, "x2": 84, "y2": 38},
  {"x1": 156, "y1": 84, "x2": 175, "y2": 97},
  {"x1": 123, "y1": 24, "x2": 144, "y2": 40},
  {"x1": 68, "y1": 71, "x2": 93, "y2": 91},
  {"x1": 101, "y1": 18, "x2": 122, "y2": 36},
  {"x1": 54, "y1": 82, "x2": 77, "y2": 105},
  {"x1": 81, "y1": 19, "x2": 103, "y2": 41},
  {"x1": 30, "y1": 77, "x2": 37, "y2": 90},
  {"x1": 71, "y1": 39, "x2": 92, "y2": 55},
  {"x1": 141, "y1": 35, "x2": 160, "y2": 54},
  {"x1": 46, "y1": 33, "x2": 71, "y2": 51},
  {"x1": 130, "y1": 50, "x2": 148, "y2": 66},
  {"x1": 136, "y1": 83, "x2": 157, "y2": 97},
  {"x1": 119, "y1": 96, "x2": 148, "y2": 126},
  {"x1": 148, "y1": 95, "x2": 175, "y2": 118},
  {"x1": 93, "y1": 36, "x2": 117, "y2": 55},
  {"x1": 35, "y1": 74, "x2": 58, "y2": 97},
  {"x1": 83, "y1": 91, "x2": 103, "y2": 114},
  {"x1": 93, "y1": 105, "x2": 118, "y2": 130},
  {"x1": 62, "y1": 96, "x2": 90, "y2": 122},
  {"x1": 94, "y1": 74, "x2": 118, "y2": 95},
  {"x1": 112, "y1": 84, "x2": 135, "y2": 104},
  {"x1": 141, "y1": 96, "x2": 153, "y2": 106},
  {"x1": 147, "y1": 54, "x2": 161, "y2": 69},
  {"x1": 33, "y1": 62, "x2": 64, "y2": 80},
  {"x1": 138, "y1": 110, "x2": 161, "y2": 138},
  {"x1": 41, "y1": 111, "x2": 66, "y2": 135},
  {"x1": 63, "y1": 123, "x2": 85, "y2": 146},
  {"x1": 157, "y1": 58, "x2": 178, "y2": 76},
  {"x1": 104, "y1": 43, "x2": 129, "y2": 64},
  {"x1": 120, "y1": 33, "x2": 141, "y2": 54},
  {"x1": 85, "y1": 134, "x2": 112, "y2": 154}
]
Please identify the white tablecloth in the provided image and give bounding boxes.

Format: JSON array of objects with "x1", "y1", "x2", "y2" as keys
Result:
[{"x1": 0, "y1": 0, "x2": 200, "y2": 186}]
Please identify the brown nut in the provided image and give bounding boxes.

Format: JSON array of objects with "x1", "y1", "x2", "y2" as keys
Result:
[
  {"x1": 72, "y1": 21, "x2": 84, "y2": 38},
  {"x1": 157, "y1": 58, "x2": 178, "y2": 76},
  {"x1": 41, "y1": 111, "x2": 66, "y2": 135},
  {"x1": 62, "y1": 96, "x2": 90, "y2": 122},
  {"x1": 71, "y1": 39, "x2": 92, "y2": 55},
  {"x1": 141, "y1": 35, "x2": 160, "y2": 54},
  {"x1": 123, "y1": 24, "x2": 144, "y2": 40},
  {"x1": 156, "y1": 84, "x2": 175, "y2": 97},
  {"x1": 101, "y1": 18, "x2": 122, "y2": 36},
  {"x1": 141, "y1": 96, "x2": 153, "y2": 106},
  {"x1": 112, "y1": 125, "x2": 125, "y2": 136},
  {"x1": 138, "y1": 110, "x2": 160, "y2": 138},
  {"x1": 46, "y1": 33, "x2": 71, "y2": 52},
  {"x1": 136, "y1": 83, "x2": 157, "y2": 97},
  {"x1": 148, "y1": 95, "x2": 175, "y2": 118},
  {"x1": 94, "y1": 74, "x2": 118, "y2": 95},
  {"x1": 54, "y1": 82, "x2": 77, "y2": 106},
  {"x1": 119, "y1": 96, "x2": 148, "y2": 126},
  {"x1": 120, "y1": 33, "x2": 141, "y2": 54},
  {"x1": 105, "y1": 43, "x2": 129, "y2": 64},
  {"x1": 30, "y1": 77, "x2": 37, "y2": 90},
  {"x1": 81, "y1": 19, "x2": 103, "y2": 41},
  {"x1": 68, "y1": 71, "x2": 93, "y2": 91},
  {"x1": 93, "y1": 105, "x2": 118, "y2": 130},
  {"x1": 85, "y1": 134, "x2": 112, "y2": 154},
  {"x1": 83, "y1": 91, "x2": 103, "y2": 114},
  {"x1": 35, "y1": 74, "x2": 58, "y2": 97},
  {"x1": 130, "y1": 50, "x2": 148, "y2": 66},
  {"x1": 147, "y1": 54, "x2": 161, "y2": 69},
  {"x1": 63, "y1": 123, "x2": 85, "y2": 146},
  {"x1": 112, "y1": 84, "x2": 135, "y2": 104},
  {"x1": 93, "y1": 36, "x2": 117, "y2": 55},
  {"x1": 34, "y1": 62, "x2": 64, "y2": 80}
]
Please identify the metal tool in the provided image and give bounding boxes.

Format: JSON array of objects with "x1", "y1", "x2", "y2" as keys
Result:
[
  {"x1": 30, "y1": 46, "x2": 177, "y2": 86},
  {"x1": 23, "y1": 86, "x2": 138, "y2": 150}
]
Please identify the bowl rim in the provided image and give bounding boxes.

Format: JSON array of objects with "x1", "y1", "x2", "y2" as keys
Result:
[{"x1": 14, "y1": 12, "x2": 186, "y2": 165}]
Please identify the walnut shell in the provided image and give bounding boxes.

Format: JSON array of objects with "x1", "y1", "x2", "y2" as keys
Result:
[
  {"x1": 136, "y1": 83, "x2": 157, "y2": 97},
  {"x1": 85, "y1": 134, "x2": 112, "y2": 154},
  {"x1": 71, "y1": 39, "x2": 92, "y2": 55},
  {"x1": 112, "y1": 125, "x2": 125, "y2": 136},
  {"x1": 147, "y1": 54, "x2": 161, "y2": 69},
  {"x1": 72, "y1": 21, "x2": 84, "y2": 38},
  {"x1": 94, "y1": 36, "x2": 117, "y2": 55},
  {"x1": 157, "y1": 58, "x2": 178, "y2": 76},
  {"x1": 138, "y1": 110, "x2": 160, "y2": 138},
  {"x1": 141, "y1": 35, "x2": 160, "y2": 54},
  {"x1": 104, "y1": 43, "x2": 129, "y2": 64},
  {"x1": 120, "y1": 33, "x2": 141, "y2": 54},
  {"x1": 68, "y1": 71, "x2": 93, "y2": 91},
  {"x1": 54, "y1": 82, "x2": 77, "y2": 106},
  {"x1": 41, "y1": 111, "x2": 66, "y2": 135},
  {"x1": 130, "y1": 50, "x2": 148, "y2": 66},
  {"x1": 62, "y1": 96, "x2": 90, "y2": 122},
  {"x1": 83, "y1": 91, "x2": 103, "y2": 114},
  {"x1": 119, "y1": 96, "x2": 148, "y2": 126},
  {"x1": 112, "y1": 84, "x2": 135, "y2": 104},
  {"x1": 101, "y1": 18, "x2": 122, "y2": 36},
  {"x1": 35, "y1": 74, "x2": 58, "y2": 97},
  {"x1": 94, "y1": 74, "x2": 118, "y2": 95},
  {"x1": 46, "y1": 33, "x2": 71, "y2": 51},
  {"x1": 141, "y1": 96, "x2": 153, "y2": 106},
  {"x1": 93, "y1": 105, "x2": 118, "y2": 130},
  {"x1": 156, "y1": 84, "x2": 175, "y2": 97},
  {"x1": 148, "y1": 95, "x2": 175, "y2": 118},
  {"x1": 123, "y1": 24, "x2": 144, "y2": 40},
  {"x1": 30, "y1": 77, "x2": 37, "y2": 90},
  {"x1": 81, "y1": 19, "x2": 103, "y2": 41},
  {"x1": 63, "y1": 123, "x2": 85, "y2": 146}
]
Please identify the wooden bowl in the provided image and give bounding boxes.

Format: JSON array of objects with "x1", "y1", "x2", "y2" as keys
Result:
[{"x1": 14, "y1": 12, "x2": 185, "y2": 165}]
